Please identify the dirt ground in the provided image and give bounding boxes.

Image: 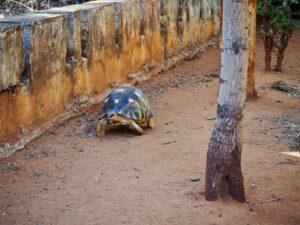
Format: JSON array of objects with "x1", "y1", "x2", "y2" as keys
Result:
[{"x1": 0, "y1": 31, "x2": 300, "y2": 225}]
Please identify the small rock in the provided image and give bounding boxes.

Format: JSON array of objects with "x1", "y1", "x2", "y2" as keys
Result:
[
  {"x1": 7, "y1": 163, "x2": 21, "y2": 171},
  {"x1": 190, "y1": 177, "x2": 201, "y2": 182}
]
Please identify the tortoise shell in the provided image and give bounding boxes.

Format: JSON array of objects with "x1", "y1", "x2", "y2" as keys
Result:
[{"x1": 99, "y1": 85, "x2": 153, "y2": 124}]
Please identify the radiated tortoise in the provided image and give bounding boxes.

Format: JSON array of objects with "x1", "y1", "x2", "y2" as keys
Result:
[{"x1": 96, "y1": 85, "x2": 155, "y2": 137}]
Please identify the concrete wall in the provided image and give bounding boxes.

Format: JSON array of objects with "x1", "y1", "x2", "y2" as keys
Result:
[{"x1": 0, "y1": 0, "x2": 219, "y2": 144}]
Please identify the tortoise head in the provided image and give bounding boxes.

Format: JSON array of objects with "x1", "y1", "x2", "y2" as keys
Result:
[
  {"x1": 107, "y1": 113, "x2": 115, "y2": 119},
  {"x1": 108, "y1": 114, "x2": 131, "y2": 126},
  {"x1": 107, "y1": 113, "x2": 119, "y2": 123}
]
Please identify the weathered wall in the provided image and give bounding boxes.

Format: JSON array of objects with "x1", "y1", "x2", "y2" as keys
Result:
[
  {"x1": 0, "y1": 0, "x2": 219, "y2": 148},
  {"x1": 0, "y1": 23, "x2": 24, "y2": 92}
]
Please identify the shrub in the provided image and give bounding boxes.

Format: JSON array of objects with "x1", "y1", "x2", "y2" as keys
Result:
[{"x1": 257, "y1": 0, "x2": 300, "y2": 71}]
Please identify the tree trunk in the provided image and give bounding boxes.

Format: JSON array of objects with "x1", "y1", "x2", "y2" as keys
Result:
[
  {"x1": 246, "y1": 0, "x2": 257, "y2": 99},
  {"x1": 205, "y1": 0, "x2": 248, "y2": 202},
  {"x1": 275, "y1": 33, "x2": 290, "y2": 72},
  {"x1": 218, "y1": 0, "x2": 223, "y2": 49},
  {"x1": 264, "y1": 35, "x2": 274, "y2": 72}
]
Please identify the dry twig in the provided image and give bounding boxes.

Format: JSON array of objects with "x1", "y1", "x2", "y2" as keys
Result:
[
  {"x1": 272, "y1": 80, "x2": 300, "y2": 98},
  {"x1": 248, "y1": 195, "x2": 284, "y2": 205},
  {"x1": 6, "y1": 0, "x2": 33, "y2": 11}
]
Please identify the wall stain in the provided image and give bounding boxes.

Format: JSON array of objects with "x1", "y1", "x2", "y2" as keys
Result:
[
  {"x1": 160, "y1": 0, "x2": 168, "y2": 58},
  {"x1": 114, "y1": 3, "x2": 123, "y2": 57},
  {"x1": 139, "y1": 0, "x2": 146, "y2": 37}
]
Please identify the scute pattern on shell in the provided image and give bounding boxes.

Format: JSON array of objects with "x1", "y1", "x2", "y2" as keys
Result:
[{"x1": 99, "y1": 85, "x2": 153, "y2": 124}]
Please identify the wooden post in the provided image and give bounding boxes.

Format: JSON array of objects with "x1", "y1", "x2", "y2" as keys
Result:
[{"x1": 247, "y1": 0, "x2": 257, "y2": 99}]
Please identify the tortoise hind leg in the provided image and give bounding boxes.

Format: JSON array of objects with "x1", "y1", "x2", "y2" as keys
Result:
[
  {"x1": 147, "y1": 118, "x2": 155, "y2": 129},
  {"x1": 129, "y1": 121, "x2": 144, "y2": 135},
  {"x1": 96, "y1": 117, "x2": 108, "y2": 137}
]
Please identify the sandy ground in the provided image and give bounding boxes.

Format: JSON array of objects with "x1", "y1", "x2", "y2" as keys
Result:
[{"x1": 0, "y1": 32, "x2": 299, "y2": 225}]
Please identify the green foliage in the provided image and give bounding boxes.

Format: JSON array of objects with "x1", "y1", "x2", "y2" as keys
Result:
[
  {"x1": 257, "y1": 0, "x2": 300, "y2": 33},
  {"x1": 0, "y1": 0, "x2": 6, "y2": 6}
]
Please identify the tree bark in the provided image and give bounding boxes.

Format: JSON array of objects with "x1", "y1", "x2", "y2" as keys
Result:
[
  {"x1": 218, "y1": 0, "x2": 223, "y2": 49},
  {"x1": 205, "y1": 0, "x2": 248, "y2": 202},
  {"x1": 246, "y1": 0, "x2": 257, "y2": 99},
  {"x1": 275, "y1": 33, "x2": 290, "y2": 72},
  {"x1": 264, "y1": 35, "x2": 274, "y2": 72}
]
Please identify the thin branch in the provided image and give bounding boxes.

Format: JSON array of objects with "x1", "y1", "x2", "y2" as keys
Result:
[
  {"x1": 161, "y1": 141, "x2": 177, "y2": 145},
  {"x1": 248, "y1": 195, "x2": 284, "y2": 205},
  {"x1": 59, "y1": 0, "x2": 69, "y2": 6},
  {"x1": 6, "y1": 0, "x2": 33, "y2": 11}
]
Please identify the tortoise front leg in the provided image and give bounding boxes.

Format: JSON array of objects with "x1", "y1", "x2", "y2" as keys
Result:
[
  {"x1": 147, "y1": 118, "x2": 155, "y2": 129},
  {"x1": 96, "y1": 117, "x2": 108, "y2": 137},
  {"x1": 129, "y1": 121, "x2": 144, "y2": 135}
]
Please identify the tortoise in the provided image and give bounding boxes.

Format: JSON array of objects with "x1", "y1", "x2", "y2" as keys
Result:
[{"x1": 96, "y1": 84, "x2": 155, "y2": 137}]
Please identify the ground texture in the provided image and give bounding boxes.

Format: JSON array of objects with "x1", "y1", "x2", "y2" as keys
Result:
[{"x1": 0, "y1": 32, "x2": 299, "y2": 225}]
